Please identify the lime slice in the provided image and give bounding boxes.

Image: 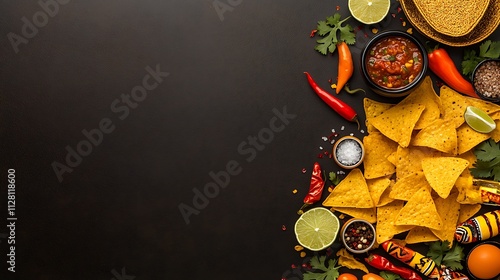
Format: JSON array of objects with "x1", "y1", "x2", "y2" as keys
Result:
[
  {"x1": 464, "y1": 106, "x2": 496, "y2": 133},
  {"x1": 294, "y1": 207, "x2": 340, "y2": 251},
  {"x1": 348, "y1": 0, "x2": 391, "y2": 24}
]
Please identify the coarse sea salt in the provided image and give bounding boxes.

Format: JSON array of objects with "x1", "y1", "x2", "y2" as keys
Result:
[{"x1": 335, "y1": 139, "x2": 362, "y2": 166}]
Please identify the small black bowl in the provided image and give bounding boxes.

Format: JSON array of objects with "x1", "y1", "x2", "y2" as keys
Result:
[
  {"x1": 472, "y1": 58, "x2": 500, "y2": 103},
  {"x1": 361, "y1": 30, "x2": 428, "y2": 98}
]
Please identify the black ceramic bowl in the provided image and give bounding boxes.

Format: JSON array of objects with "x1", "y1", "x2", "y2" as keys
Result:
[
  {"x1": 361, "y1": 30, "x2": 428, "y2": 98},
  {"x1": 472, "y1": 58, "x2": 500, "y2": 103}
]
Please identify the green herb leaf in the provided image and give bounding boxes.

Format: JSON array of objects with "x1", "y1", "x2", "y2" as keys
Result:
[
  {"x1": 314, "y1": 13, "x2": 355, "y2": 55},
  {"x1": 471, "y1": 139, "x2": 500, "y2": 181},
  {"x1": 380, "y1": 271, "x2": 403, "y2": 280},
  {"x1": 329, "y1": 172, "x2": 341, "y2": 185},
  {"x1": 462, "y1": 41, "x2": 500, "y2": 77},
  {"x1": 304, "y1": 256, "x2": 341, "y2": 280},
  {"x1": 427, "y1": 241, "x2": 465, "y2": 271}
]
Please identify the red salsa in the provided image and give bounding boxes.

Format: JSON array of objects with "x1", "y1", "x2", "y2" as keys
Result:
[{"x1": 366, "y1": 36, "x2": 423, "y2": 89}]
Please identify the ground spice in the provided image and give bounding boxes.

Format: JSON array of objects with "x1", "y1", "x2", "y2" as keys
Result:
[{"x1": 474, "y1": 60, "x2": 500, "y2": 98}]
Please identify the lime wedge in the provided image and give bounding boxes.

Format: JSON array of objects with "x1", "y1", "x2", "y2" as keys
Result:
[
  {"x1": 464, "y1": 106, "x2": 496, "y2": 133},
  {"x1": 294, "y1": 207, "x2": 340, "y2": 251},
  {"x1": 348, "y1": 0, "x2": 391, "y2": 24}
]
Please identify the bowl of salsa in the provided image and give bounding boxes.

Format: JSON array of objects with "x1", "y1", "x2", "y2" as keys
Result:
[{"x1": 361, "y1": 31, "x2": 428, "y2": 97}]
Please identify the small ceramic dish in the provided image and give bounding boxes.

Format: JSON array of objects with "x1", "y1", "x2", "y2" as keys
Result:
[
  {"x1": 472, "y1": 59, "x2": 500, "y2": 103},
  {"x1": 333, "y1": 136, "x2": 364, "y2": 169},
  {"x1": 340, "y1": 218, "x2": 376, "y2": 254}
]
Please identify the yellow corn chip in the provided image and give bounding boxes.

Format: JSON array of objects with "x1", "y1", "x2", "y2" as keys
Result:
[
  {"x1": 405, "y1": 226, "x2": 439, "y2": 244},
  {"x1": 440, "y1": 86, "x2": 468, "y2": 128},
  {"x1": 395, "y1": 146, "x2": 442, "y2": 180},
  {"x1": 466, "y1": 97, "x2": 500, "y2": 115},
  {"x1": 337, "y1": 248, "x2": 369, "y2": 273},
  {"x1": 322, "y1": 169, "x2": 374, "y2": 208},
  {"x1": 395, "y1": 185, "x2": 443, "y2": 230},
  {"x1": 422, "y1": 157, "x2": 469, "y2": 198},
  {"x1": 456, "y1": 174, "x2": 482, "y2": 204},
  {"x1": 458, "y1": 203, "x2": 482, "y2": 223},
  {"x1": 377, "y1": 182, "x2": 396, "y2": 207},
  {"x1": 412, "y1": 118, "x2": 457, "y2": 154},
  {"x1": 364, "y1": 98, "x2": 394, "y2": 133},
  {"x1": 456, "y1": 123, "x2": 490, "y2": 154},
  {"x1": 458, "y1": 150, "x2": 477, "y2": 167},
  {"x1": 491, "y1": 120, "x2": 500, "y2": 142},
  {"x1": 363, "y1": 132, "x2": 398, "y2": 179},
  {"x1": 400, "y1": 76, "x2": 442, "y2": 130},
  {"x1": 387, "y1": 151, "x2": 397, "y2": 166},
  {"x1": 332, "y1": 207, "x2": 377, "y2": 223},
  {"x1": 370, "y1": 102, "x2": 425, "y2": 148},
  {"x1": 367, "y1": 177, "x2": 392, "y2": 206},
  {"x1": 390, "y1": 172, "x2": 427, "y2": 201},
  {"x1": 431, "y1": 193, "x2": 461, "y2": 242},
  {"x1": 376, "y1": 200, "x2": 413, "y2": 244}
]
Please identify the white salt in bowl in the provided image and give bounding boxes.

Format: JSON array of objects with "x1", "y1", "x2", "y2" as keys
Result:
[{"x1": 333, "y1": 136, "x2": 365, "y2": 169}]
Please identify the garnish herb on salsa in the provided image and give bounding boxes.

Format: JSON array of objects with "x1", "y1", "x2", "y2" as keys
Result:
[{"x1": 365, "y1": 36, "x2": 423, "y2": 89}]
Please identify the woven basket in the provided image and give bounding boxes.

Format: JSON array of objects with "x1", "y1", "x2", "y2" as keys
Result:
[
  {"x1": 400, "y1": 0, "x2": 500, "y2": 46},
  {"x1": 413, "y1": 0, "x2": 490, "y2": 37}
]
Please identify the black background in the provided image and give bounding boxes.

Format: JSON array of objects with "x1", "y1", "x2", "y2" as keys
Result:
[{"x1": 0, "y1": 0, "x2": 499, "y2": 279}]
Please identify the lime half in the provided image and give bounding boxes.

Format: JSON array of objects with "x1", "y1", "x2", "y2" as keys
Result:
[
  {"x1": 348, "y1": 0, "x2": 391, "y2": 24},
  {"x1": 294, "y1": 207, "x2": 340, "y2": 251},
  {"x1": 464, "y1": 106, "x2": 496, "y2": 133}
]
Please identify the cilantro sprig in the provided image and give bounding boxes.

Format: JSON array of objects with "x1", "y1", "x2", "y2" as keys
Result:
[
  {"x1": 329, "y1": 172, "x2": 341, "y2": 185},
  {"x1": 427, "y1": 241, "x2": 465, "y2": 270},
  {"x1": 314, "y1": 13, "x2": 356, "y2": 55},
  {"x1": 471, "y1": 139, "x2": 500, "y2": 181},
  {"x1": 303, "y1": 256, "x2": 341, "y2": 280},
  {"x1": 462, "y1": 40, "x2": 500, "y2": 77},
  {"x1": 380, "y1": 271, "x2": 403, "y2": 280}
]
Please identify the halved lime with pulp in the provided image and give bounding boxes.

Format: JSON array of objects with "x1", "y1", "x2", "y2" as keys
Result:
[
  {"x1": 464, "y1": 106, "x2": 496, "y2": 133},
  {"x1": 294, "y1": 207, "x2": 340, "y2": 251},
  {"x1": 348, "y1": 0, "x2": 391, "y2": 24}
]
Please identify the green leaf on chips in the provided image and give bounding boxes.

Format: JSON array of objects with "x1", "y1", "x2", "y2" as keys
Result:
[
  {"x1": 303, "y1": 256, "x2": 341, "y2": 280},
  {"x1": 471, "y1": 139, "x2": 500, "y2": 181}
]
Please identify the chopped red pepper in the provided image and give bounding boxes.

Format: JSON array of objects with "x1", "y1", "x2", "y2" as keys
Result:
[
  {"x1": 365, "y1": 254, "x2": 422, "y2": 280},
  {"x1": 309, "y1": 29, "x2": 318, "y2": 38},
  {"x1": 297, "y1": 162, "x2": 325, "y2": 214}
]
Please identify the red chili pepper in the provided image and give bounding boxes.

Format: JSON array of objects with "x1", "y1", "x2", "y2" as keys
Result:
[
  {"x1": 365, "y1": 254, "x2": 422, "y2": 280},
  {"x1": 304, "y1": 72, "x2": 360, "y2": 129},
  {"x1": 427, "y1": 46, "x2": 479, "y2": 98},
  {"x1": 336, "y1": 42, "x2": 354, "y2": 94},
  {"x1": 297, "y1": 162, "x2": 324, "y2": 214}
]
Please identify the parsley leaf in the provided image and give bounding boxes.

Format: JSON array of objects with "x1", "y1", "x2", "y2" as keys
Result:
[
  {"x1": 304, "y1": 256, "x2": 341, "y2": 280},
  {"x1": 314, "y1": 13, "x2": 355, "y2": 55},
  {"x1": 329, "y1": 172, "x2": 341, "y2": 185},
  {"x1": 427, "y1": 241, "x2": 465, "y2": 271},
  {"x1": 462, "y1": 40, "x2": 500, "y2": 77},
  {"x1": 471, "y1": 139, "x2": 500, "y2": 181},
  {"x1": 380, "y1": 271, "x2": 403, "y2": 280}
]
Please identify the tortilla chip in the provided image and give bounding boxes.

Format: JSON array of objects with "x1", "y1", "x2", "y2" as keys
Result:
[
  {"x1": 440, "y1": 86, "x2": 468, "y2": 128},
  {"x1": 370, "y1": 102, "x2": 425, "y2": 148},
  {"x1": 387, "y1": 151, "x2": 397, "y2": 166},
  {"x1": 405, "y1": 226, "x2": 439, "y2": 244},
  {"x1": 364, "y1": 98, "x2": 394, "y2": 133},
  {"x1": 322, "y1": 169, "x2": 374, "y2": 208},
  {"x1": 422, "y1": 157, "x2": 469, "y2": 198},
  {"x1": 491, "y1": 120, "x2": 500, "y2": 142},
  {"x1": 412, "y1": 118, "x2": 458, "y2": 154},
  {"x1": 458, "y1": 203, "x2": 482, "y2": 223},
  {"x1": 458, "y1": 150, "x2": 477, "y2": 167},
  {"x1": 376, "y1": 200, "x2": 413, "y2": 244},
  {"x1": 395, "y1": 185, "x2": 443, "y2": 230},
  {"x1": 332, "y1": 207, "x2": 377, "y2": 223},
  {"x1": 395, "y1": 146, "x2": 441, "y2": 180},
  {"x1": 431, "y1": 193, "x2": 461, "y2": 242},
  {"x1": 337, "y1": 248, "x2": 369, "y2": 273},
  {"x1": 456, "y1": 174, "x2": 482, "y2": 204},
  {"x1": 377, "y1": 182, "x2": 396, "y2": 207},
  {"x1": 400, "y1": 76, "x2": 442, "y2": 130},
  {"x1": 367, "y1": 177, "x2": 392, "y2": 206},
  {"x1": 466, "y1": 97, "x2": 500, "y2": 115},
  {"x1": 390, "y1": 172, "x2": 428, "y2": 201},
  {"x1": 456, "y1": 123, "x2": 490, "y2": 154},
  {"x1": 363, "y1": 132, "x2": 398, "y2": 179}
]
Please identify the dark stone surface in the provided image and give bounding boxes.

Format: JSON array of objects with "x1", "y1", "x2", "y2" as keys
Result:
[{"x1": 0, "y1": 0, "x2": 498, "y2": 279}]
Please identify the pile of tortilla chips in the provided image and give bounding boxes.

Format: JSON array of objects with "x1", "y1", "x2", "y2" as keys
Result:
[{"x1": 323, "y1": 76, "x2": 500, "y2": 245}]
